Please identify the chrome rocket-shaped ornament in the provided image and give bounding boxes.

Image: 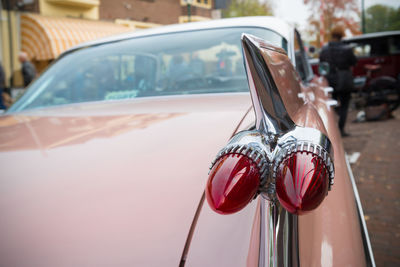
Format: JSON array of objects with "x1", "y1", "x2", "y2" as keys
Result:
[{"x1": 206, "y1": 34, "x2": 334, "y2": 215}]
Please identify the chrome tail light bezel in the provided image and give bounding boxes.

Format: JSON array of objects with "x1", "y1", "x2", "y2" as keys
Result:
[
  {"x1": 273, "y1": 127, "x2": 335, "y2": 190},
  {"x1": 206, "y1": 33, "x2": 336, "y2": 215}
]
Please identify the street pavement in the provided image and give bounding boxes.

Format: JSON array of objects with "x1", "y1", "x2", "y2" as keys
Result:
[{"x1": 343, "y1": 108, "x2": 400, "y2": 267}]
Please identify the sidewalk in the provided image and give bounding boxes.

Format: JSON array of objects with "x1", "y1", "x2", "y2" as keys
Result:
[{"x1": 343, "y1": 108, "x2": 400, "y2": 267}]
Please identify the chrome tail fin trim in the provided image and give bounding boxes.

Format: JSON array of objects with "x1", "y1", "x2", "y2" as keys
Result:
[{"x1": 241, "y1": 33, "x2": 296, "y2": 135}]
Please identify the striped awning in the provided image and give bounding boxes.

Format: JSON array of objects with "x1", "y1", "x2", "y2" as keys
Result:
[{"x1": 21, "y1": 13, "x2": 132, "y2": 61}]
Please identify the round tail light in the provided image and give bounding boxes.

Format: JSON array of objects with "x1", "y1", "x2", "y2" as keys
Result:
[
  {"x1": 274, "y1": 143, "x2": 334, "y2": 215},
  {"x1": 206, "y1": 144, "x2": 268, "y2": 215}
]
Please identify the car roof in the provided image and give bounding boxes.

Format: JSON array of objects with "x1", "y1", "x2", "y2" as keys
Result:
[
  {"x1": 344, "y1": 31, "x2": 400, "y2": 42},
  {"x1": 64, "y1": 16, "x2": 293, "y2": 54}
]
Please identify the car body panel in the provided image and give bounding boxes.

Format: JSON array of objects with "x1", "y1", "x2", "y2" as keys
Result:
[
  {"x1": 0, "y1": 16, "x2": 373, "y2": 267},
  {"x1": 299, "y1": 81, "x2": 367, "y2": 267},
  {"x1": 251, "y1": 40, "x2": 367, "y2": 266},
  {"x1": 184, "y1": 195, "x2": 259, "y2": 267},
  {"x1": 270, "y1": 45, "x2": 366, "y2": 265},
  {"x1": 186, "y1": 37, "x2": 367, "y2": 266},
  {"x1": 0, "y1": 93, "x2": 252, "y2": 266},
  {"x1": 248, "y1": 39, "x2": 366, "y2": 266}
]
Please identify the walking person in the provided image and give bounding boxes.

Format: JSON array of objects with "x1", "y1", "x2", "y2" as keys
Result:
[
  {"x1": 320, "y1": 26, "x2": 357, "y2": 137},
  {"x1": 19, "y1": 51, "x2": 36, "y2": 87}
]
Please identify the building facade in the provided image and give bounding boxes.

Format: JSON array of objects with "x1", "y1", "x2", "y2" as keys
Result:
[
  {"x1": 1, "y1": 0, "x2": 118, "y2": 87},
  {"x1": 2, "y1": 0, "x2": 99, "y2": 19},
  {"x1": 100, "y1": 0, "x2": 217, "y2": 25},
  {"x1": 0, "y1": 0, "x2": 226, "y2": 88}
]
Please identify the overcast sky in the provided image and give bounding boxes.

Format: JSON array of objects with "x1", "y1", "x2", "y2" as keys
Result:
[{"x1": 274, "y1": 0, "x2": 400, "y2": 30}]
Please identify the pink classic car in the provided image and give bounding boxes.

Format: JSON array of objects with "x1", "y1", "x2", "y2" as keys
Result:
[{"x1": 1, "y1": 17, "x2": 374, "y2": 266}]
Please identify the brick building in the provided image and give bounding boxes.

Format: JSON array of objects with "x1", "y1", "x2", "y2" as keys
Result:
[
  {"x1": 100, "y1": 0, "x2": 222, "y2": 25},
  {"x1": 0, "y1": 0, "x2": 228, "y2": 87}
]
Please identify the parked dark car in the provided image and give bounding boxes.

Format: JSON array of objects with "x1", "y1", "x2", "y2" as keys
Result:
[
  {"x1": 343, "y1": 31, "x2": 400, "y2": 82},
  {"x1": 310, "y1": 31, "x2": 400, "y2": 118},
  {"x1": 344, "y1": 31, "x2": 400, "y2": 117}
]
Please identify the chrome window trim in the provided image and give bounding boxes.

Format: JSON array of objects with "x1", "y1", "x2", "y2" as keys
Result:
[
  {"x1": 293, "y1": 29, "x2": 314, "y2": 83},
  {"x1": 64, "y1": 17, "x2": 293, "y2": 54}
]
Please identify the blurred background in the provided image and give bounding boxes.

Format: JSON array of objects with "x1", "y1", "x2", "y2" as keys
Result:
[{"x1": 0, "y1": 0, "x2": 399, "y2": 90}]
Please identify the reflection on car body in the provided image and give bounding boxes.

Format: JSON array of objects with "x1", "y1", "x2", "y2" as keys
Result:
[{"x1": 1, "y1": 17, "x2": 374, "y2": 266}]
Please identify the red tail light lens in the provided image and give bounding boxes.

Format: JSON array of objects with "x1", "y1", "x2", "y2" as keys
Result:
[
  {"x1": 206, "y1": 153, "x2": 260, "y2": 214},
  {"x1": 276, "y1": 151, "x2": 329, "y2": 215}
]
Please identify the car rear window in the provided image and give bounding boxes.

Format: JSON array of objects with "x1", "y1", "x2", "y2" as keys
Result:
[
  {"x1": 9, "y1": 27, "x2": 287, "y2": 112},
  {"x1": 349, "y1": 37, "x2": 394, "y2": 57}
]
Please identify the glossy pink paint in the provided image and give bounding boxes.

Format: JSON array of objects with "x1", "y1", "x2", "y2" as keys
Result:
[{"x1": 0, "y1": 94, "x2": 253, "y2": 267}]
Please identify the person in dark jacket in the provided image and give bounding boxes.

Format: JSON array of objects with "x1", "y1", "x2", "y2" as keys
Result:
[
  {"x1": 320, "y1": 26, "x2": 357, "y2": 136},
  {"x1": 18, "y1": 52, "x2": 36, "y2": 87},
  {"x1": 0, "y1": 62, "x2": 6, "y2": 109}
]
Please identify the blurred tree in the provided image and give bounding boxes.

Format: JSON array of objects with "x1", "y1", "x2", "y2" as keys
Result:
[
  {"x1": 303, "y1": 0, "x2": 361, "y2": 48},
  {"x1": 223, "y1": 0, "x2": 273, "y2": 18},
  {"x1": 365, "y1": 4, "x2": 400, "y2": 33}
]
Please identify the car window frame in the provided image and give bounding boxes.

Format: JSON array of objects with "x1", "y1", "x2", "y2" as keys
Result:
[
  {"x1": 345, "y1": 35, "x2": 400, "y2": 58},
  {"x1": 8, "y1": 26, "x2": 289, "y2": 113},
  {"x1": 293, "y1": 30, "x2": 314, "y2": 83}
]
